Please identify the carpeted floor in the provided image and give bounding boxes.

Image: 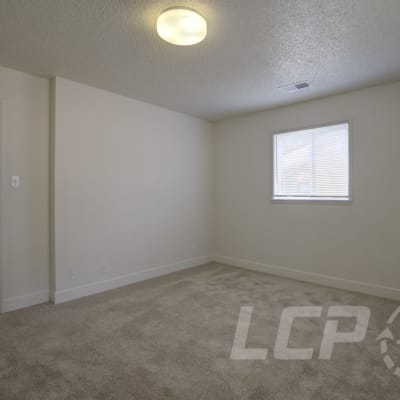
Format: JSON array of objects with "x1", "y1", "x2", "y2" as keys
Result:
[{"x1": 0, "y1": 263, "x2": 399, "y2": 399}]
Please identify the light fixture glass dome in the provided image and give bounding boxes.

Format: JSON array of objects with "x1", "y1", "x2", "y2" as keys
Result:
[{"x1": 157, "y1": 7, "x2": 207, "y2": 46}]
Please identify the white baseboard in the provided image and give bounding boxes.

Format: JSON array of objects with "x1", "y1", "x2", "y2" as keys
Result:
[
  {"x1": 5, "y1": 254, "x2": 398, "y2": 312},
  {"x1": 1, "y1": 290, "x2": 50, "y2": 313},
  {"x1": 213, "y1": 255, "x2": 400, "y2": 301},
  {"x1": 54, "y1": 255, "x2": 213, "y2": 304}
]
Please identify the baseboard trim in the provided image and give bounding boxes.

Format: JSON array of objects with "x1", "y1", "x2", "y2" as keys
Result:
[
  {"x1": 6, "y1": 254, "x2": 398, "y2": 311},
  {"x1": 54, "y1": 255, "x2": 213, "y2": 304},
  {"x1": 213, "y1": 255, "x2": 400, "y2": 301},
  {"x1": 1, "y1": 290, "x2": 50, "y2": 313}
]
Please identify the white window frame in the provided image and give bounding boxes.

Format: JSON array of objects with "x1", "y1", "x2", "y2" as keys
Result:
[{"x1": 271, "y1": 121, "x2": 352, "y2": 204}]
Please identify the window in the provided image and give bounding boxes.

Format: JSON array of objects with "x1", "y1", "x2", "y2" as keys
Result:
[{"x1": 273, "y1": 123, "x2": 350, "y2": 202}]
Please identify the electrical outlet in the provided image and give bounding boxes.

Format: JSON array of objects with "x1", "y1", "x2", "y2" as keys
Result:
[
  {"x1": 70, "y1": 271, "x2": 78, "y2": 281},
  {"x1": 99, "y1": 265, "x2": 108, "y2": 274}
]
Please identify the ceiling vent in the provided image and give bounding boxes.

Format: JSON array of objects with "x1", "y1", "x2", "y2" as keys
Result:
[{"x1": 279, "y1": 81, "x2": 310, "y2": 93}]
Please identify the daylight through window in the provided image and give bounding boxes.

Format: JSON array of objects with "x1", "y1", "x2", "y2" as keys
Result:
[{"x1": 273, "y1": 123, "x2": 350, "y2": 201}]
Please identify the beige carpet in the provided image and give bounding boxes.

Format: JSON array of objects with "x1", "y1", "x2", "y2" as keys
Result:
[{"x1": 0, "y1": 263, "x2": 399, "y2": 399}]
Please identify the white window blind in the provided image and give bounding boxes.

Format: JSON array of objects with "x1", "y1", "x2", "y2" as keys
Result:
[{"x1": 273, "y1": 123, "x2": 350, "y2": 201}]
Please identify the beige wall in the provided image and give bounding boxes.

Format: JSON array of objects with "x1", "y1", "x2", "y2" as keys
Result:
[
  {"x1": 1, "y1": 66, "x2": 400, "y2": 310},
  {"x1": 214, "y1": 82, "x2": 400, "y2": 299},
  {"x1": 53, "y1": 78, "x2": 213, "y2": 301},
  {"x1": 0, "y1": 66, "x2": 50, "y2": 311}
]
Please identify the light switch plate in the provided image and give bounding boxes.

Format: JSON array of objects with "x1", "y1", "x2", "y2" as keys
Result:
[{"x1": 11, "y1": 176, "x2": 20, "y2": 188}]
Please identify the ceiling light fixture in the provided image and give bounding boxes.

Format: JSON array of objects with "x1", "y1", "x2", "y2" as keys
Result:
[{"x1": 157, "y1": 7, "x2": 207, "y2": 46}]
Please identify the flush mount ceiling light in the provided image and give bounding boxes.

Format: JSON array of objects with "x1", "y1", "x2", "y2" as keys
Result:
[{"x1": 157, "y1": 7, "x2": 207, "y2": 46}]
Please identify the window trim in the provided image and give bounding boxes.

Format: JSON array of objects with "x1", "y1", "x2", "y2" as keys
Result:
[{"x1": 270, "y1": 121, "x2": 353, "y2": 204}]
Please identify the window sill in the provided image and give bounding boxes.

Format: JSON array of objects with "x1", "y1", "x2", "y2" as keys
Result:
[{"x1": 271, "y1": 197, "x2": 352, "y2": 205}]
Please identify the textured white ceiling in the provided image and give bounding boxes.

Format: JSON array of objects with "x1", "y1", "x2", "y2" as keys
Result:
[{"x1": 1, "y1": 0, "x2": 400, "y2": 120}]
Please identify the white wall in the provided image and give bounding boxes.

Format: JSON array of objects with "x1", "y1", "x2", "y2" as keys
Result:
[
  {"x1": 0, "y1": 66, "x2": 50, "y2": 312},
  {"x1": 214, "y1": 82, "x2": 400, "y2": 300},
  {"x1": 2, "y1": 67, "x2": 399, "y2": 310},
  {"x1": 53, "y1": 78, "x2": 213, "y2": 302}
]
